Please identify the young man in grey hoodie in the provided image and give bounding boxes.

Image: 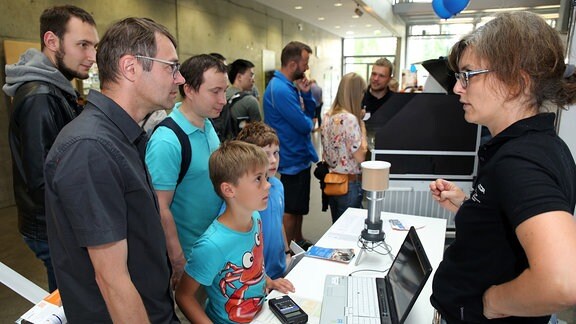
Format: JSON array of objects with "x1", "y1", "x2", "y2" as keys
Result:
[{"x1": 2, "y1": 5, "x2": 98, "y2": 292}]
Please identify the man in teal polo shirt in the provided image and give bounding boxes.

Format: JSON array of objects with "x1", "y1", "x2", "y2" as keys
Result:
[{"x1": 146, "y1": 54, "x2": 228, "y2": 289}]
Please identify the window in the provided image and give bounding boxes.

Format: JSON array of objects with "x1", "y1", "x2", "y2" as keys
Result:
[
  {"x1": 409, "y1": 25, "x2": 440, "y2": 36},
  {"x1": 440, "y1": 23, "x2": 473, "y2": 35},
  {"x1": 343, "y1": 37, "x2": 398, "y2": 83},
  {"x1": 343, "y1": 37, "x2": 397, "y2": 57},
  {"x1": 405, "y1": 24, "x2": 472, "y2": 89}
]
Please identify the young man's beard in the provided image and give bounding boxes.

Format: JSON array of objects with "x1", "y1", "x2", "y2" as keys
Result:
[
  {"x1": 370, "y1": 81, "x2": 388, "y2": 93},
  {"x1": 55, "y1": 47, "x2": 89, "y2": 81}
]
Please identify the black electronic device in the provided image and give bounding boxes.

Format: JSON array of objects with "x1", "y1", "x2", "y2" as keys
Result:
[{"x1": 268, "y1": 295, "x2": 308, "y2": 324}]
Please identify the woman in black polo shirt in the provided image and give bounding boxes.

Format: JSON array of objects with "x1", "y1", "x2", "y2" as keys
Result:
[{"x1": 429, "y1": 12, "x2": 576, "y2": 323}]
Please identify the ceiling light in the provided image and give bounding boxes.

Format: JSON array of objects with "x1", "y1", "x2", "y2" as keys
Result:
[
  {"x1": 534, "y1": 5, "x2": 560, "y2": 9},
  {"x1": 294, "y1": 6, "x2": 303, "y2": 10},
  {"x1": 374, "y1": 30, "x2": 381, "y2": 35},
  {"x1": 334, "y1": 2, "x2": 343, "y2": 7},
  {"x1": 334, "y1": 25, "x2": 341, "y2": 29},
  {"x1": 352, "y1": 15, "x2": 360, "y2": 19},
  {"x1": 365, "y1": 24, "x2": 372, "y2": 28},
  {"x1": 438, "y1": 17, "x2": 474, "y2": 24},
  {"x1": 318, "y1": 17, "x2": 325, "y2": 21},
  {"x1": 346, "y1": 31, "x2": 355, "y2": 35},
  {"x1": 539, "y1": 13, "x2": 559, "y2": 19}
]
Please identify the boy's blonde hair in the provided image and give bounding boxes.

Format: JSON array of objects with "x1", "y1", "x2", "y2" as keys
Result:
[
  {"x1": 209, "y1": 141, "x2": 269, "y2": 199},
  {"x1": 236, "y1": 121, "x2": 279, "y2": 147}
]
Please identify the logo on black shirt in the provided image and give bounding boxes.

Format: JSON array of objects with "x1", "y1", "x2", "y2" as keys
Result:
[{"x1": 470, "y1": 183, "x2": 485, "y2": 203}]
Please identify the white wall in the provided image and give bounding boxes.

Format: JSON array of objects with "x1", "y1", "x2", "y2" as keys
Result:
[
  {"x1": 558, "y1": 6, "x2": 576, "y2": 165},
  {"x1": 558, "y1": 109, "x2": 576, "y2": 163}
]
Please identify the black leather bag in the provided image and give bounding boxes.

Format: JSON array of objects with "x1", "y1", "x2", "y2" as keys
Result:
[
  {"x1": 313, "y1": 161, "x2": 329, "y2": 180},
  {"x1": 314, "y1": 161, "x2": 330, "y2": 211}
]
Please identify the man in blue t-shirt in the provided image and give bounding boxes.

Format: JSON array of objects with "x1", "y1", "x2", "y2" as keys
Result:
[
  {"x1": 146, "y1": 54, "x2": 227, "y2": 288},
  {"x1": 263, "y1": 41, "x2": 318, "y2": 249}
]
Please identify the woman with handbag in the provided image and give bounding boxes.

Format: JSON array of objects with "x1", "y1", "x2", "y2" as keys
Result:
[{"x1": 321, "y1": 72, "x2": 368, "y2": 223}]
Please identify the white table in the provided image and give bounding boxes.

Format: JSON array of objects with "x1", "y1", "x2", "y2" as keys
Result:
[{"x1": 252, "y1": 207, "x2": 446, "y2": 324}]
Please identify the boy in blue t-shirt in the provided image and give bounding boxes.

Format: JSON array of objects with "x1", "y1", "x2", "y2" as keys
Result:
[
  {"x1": 236, "y1": 122, "x2": 290, "y2": 279},
  {"x1": 175, "y1": 141, "x2": 295, "y2": 323}
]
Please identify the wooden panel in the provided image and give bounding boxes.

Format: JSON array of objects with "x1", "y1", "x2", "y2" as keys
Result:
[
  {"x1": 4, "y1": 40, "x2": 40, "y2": 65},
  {"x1": 2, "y1": 40, "x2": 85, "y2": 93}
]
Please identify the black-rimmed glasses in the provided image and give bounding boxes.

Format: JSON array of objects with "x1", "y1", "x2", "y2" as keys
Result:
[
  {"x1": 454, "y1": 69, "x2": 490, "y2": 89},
  {"x1": 134, "y1": 55, "x2": 181, "y2": 79}
]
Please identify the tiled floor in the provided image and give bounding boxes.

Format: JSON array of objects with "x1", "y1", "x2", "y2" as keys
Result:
[
  {"x1": 0, "y1": 205, "x2": 50, "y2": 321},
  {"x1": 1, "y1": 131, "x2": 574, "y2": 323}
]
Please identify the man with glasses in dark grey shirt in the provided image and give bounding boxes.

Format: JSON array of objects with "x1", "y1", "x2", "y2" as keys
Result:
[{"x1": 44, "y1": 17, "x2": 183, "y2": 323}]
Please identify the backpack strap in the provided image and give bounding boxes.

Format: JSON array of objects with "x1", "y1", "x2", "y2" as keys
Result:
[
  {"x1": 209, "y1": 91, "x2": 251, "y2": 141},
  {"x1": 229, "y1": 91, "x2": 250, "y2": 107},
  {"x1": 154, "y1": 117, "x2": 191, "y2": 186},
  {"x1": 141, "y1": 112, "x2": 153, "y2": 129},
  {"x1": 227, "y1": 91, "x2": 251, "y2": 137}
]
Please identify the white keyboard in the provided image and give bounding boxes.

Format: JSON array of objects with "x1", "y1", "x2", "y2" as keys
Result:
[
  {"x1": 349, "y1": 317, "x2": 380, "y2": 324},
  {"x1": 347, "y1": 276, "x2": 379, "y2": 318}
]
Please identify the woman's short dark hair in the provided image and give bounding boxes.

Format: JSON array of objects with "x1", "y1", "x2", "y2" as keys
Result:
[
  {"x1": 40, "y1": 5, "x2": 96, "y2": 51},
  {"x1": 179, "y1": 54, "x2": 228, "y2": 97},
  {"x1": 448, "y1": 11, "x2": 576, "y2": 110},
  {"x1": 96, "y1": 17, "x2": 177, "y2": 88}
]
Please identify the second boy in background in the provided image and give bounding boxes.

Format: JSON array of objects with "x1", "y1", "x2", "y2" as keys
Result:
[
  {"x1": 237, "y1": 122, "x2": 290, "y2": 279},
  {"x1": 176, "y1": 141, "x2": 294, "y2": 323}
]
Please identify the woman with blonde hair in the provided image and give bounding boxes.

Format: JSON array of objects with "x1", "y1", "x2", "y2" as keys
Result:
[
  {"x1": 430, "y1": 12, "x2": 576, "y2": 323},
  {"x1": 321, "y1": 72, "x2": 368, "y2": 223}
]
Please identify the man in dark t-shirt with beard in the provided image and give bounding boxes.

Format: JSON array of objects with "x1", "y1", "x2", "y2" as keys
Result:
[{"x1": 362, "y1": 58, "x2": 394, "y2": 117}]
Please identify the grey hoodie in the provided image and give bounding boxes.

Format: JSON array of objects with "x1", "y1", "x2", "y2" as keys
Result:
[{"x1": 3, "y1": 48, "x2": 76, "y2": 98}]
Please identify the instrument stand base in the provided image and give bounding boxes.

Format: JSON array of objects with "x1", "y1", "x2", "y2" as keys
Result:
[{"x1": 355, "y1": 236, "x2": 391, "y2": 266}]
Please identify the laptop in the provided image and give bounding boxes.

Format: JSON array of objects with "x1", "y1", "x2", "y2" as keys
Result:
[
  {"x1": 319, "y1": 227, "x2": 433, "y2": 324},
  {"x1": 283, "y1": 241, "x2": 306, "y2": 277}
]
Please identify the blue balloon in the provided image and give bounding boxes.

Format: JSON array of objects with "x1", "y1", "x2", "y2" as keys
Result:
[
  {"x1": 443, "y1": 0, "x2": 470, "y2": 15},
  {"x1": 432, "y1": 0, "x2": 452, "y2": 19}
]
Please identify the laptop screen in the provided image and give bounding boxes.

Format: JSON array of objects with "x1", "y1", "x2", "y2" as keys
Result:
[{"x1": 387, "y1": 228, "x2": 432, "y2": 322}]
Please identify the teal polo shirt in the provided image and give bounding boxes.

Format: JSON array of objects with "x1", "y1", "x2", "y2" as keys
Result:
[{"x1": 145, "y1": 103, "x2": 223, "y2": 257}]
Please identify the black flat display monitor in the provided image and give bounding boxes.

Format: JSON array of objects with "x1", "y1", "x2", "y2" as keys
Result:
[
  {"x1": 365, "y1": 92, "x2": 480, "y2": 177},
  {"x1": 421, "y1": 58, "x2": 456, "y2": 94}
]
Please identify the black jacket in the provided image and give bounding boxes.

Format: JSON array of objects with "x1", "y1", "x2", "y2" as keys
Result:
[{"x1": 8, "y1": 81, "x2": 81, "y2": 240}]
